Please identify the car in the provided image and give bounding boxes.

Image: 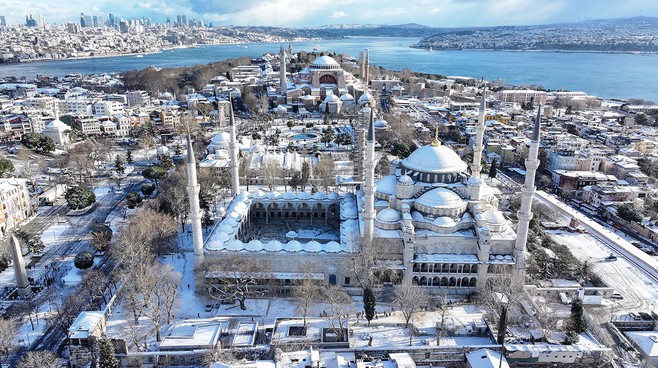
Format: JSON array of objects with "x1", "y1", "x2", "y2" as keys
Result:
[
  {"x1": 605, "y1": 254, "x2": 618, "y2": 262},
  {"x1": 205, "y1": 304, "x2": 213, "y2": 312},
  {"x1": 611, "y1": 292, "x2": 624, "y2": 300}
]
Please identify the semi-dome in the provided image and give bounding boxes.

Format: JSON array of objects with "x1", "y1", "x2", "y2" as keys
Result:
[
  {"x1": 376, "y1": 208, "x2": 401, "y2": 223},
  {"x1": 398, "y1": 175, "x2": 414, "y2": 186},
  {"x1": 484, "y1": 210, "x2": 507, "y2": 225},
  {"x1": 45, "y1": 119, "x2": 70, "y2": 131},
  {"x1": 310, "y1": 56, "x2": 341, "y2": 70},
  {"x1": 359, "y1": 92, "x2": 374, "y2": 104},
  {"x1": 374, "y1": 118, "x2": 388, "y2": 129},
  {"x1": 401, "y1": 143, "x2": 468, "y2": 174},
  {"x1": 432, "y1": 217, "x2": 456, "y2": 228},
  {"x1": 376, "y1": 175, "x2": 396, "y2": 195},
  {"x1": 416, "y1": 188, "x2": 464, "y2": 209}
]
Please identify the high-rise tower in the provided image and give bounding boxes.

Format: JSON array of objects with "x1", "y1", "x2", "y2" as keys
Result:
[
  {"x1": 228, "y1": 98, "x2": 240, "y2": 196},
  {"x1": 362, "y1": 109, "x2": 377, "y2": 242},
  {"x1": 186, "y1": 132, "x2": 204, "y2": 267},
  {"x1": 512, "y1": 107, "x2": 542, "y2": 289}
]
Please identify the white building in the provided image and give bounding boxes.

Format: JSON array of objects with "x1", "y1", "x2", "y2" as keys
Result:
[
  {"x1": 41, "y1": 118, "x2": 71, "y2": 146},
  {"x1": 0, "y1": 178, "x2": 33, "y2": 236}
]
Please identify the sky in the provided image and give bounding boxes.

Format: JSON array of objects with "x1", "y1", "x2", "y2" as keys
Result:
[{"x1": 3, "y1": 0, "x2": 658, "y2": 28}]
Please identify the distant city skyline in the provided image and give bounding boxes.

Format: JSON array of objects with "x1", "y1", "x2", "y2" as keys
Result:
[{"x1": 1, "y1": 0, "x2": 658, "y2": 28}]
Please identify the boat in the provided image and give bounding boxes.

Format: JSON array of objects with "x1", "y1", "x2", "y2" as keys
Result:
[{"x1": 136, "y1": 55, "x2": 144, "y2": 58}]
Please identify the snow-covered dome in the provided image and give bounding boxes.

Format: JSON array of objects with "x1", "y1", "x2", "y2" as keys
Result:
[
  {"x1": 211, "y1": 132, "x2": 230, "y2": 144},
  {"x1": 45, "y1": 119, "x2": 70, "y2": 131},
  {"x1": 359, "y1": 92, "x2": 375, "y2": 105},
  {"x1": 484, "y1": 210, "x2": 507, "y2": 225},
  {"x1": 246, "y1": 240, "x2": 263, "y2": 251},
  {"x1": 265, "y1": 240, "x2": 283, "y2": 252},
  {"x1": 376, "y1": 208, "x2": 401, "y2": 223},
  {"x1": 275, "y1": 105, "x2": 287, "y2": 113},
  {"x1": 398, "y1": 175, "x2": 414, "y2": 186},
  {"x1": 285, "y1": 240, "x2": 303, "y2": 252},
  {"x1": 325, "y1": 241, "x2": 342, "y2": 253},
  {"x1": 401, "y1": 142, "x2": 468, "y2": 175},
  {"x1": 340, "y1": 93, "x2": 355, "y2": 101},
  {"x1": 310, "y1": 55, "x2": 341, "y2": 70},
  {"x1": 374, "y1": 118, "x2": 388, "y2": 129},
  {"x1": 157, "y1": 146, "x2": 169, "y2": 155},
  {"x1": 305, "y1": 241, "x2": 322, "y2": 252},
  {"x1": 432, "y1": 216, "x2": 456, "y2": 228},
  {"x1": 376, "y1": 175, "x2": 396, "y2": 195},
  {"x1": 324, "y1": 94, "x2": 340, "y2": 103},
  {"x1": 467, "y1": 175, "x2": 483, "y2": 186},
  {"x1": 416, "y1": 188, "x2": 464, "y2": 209}
]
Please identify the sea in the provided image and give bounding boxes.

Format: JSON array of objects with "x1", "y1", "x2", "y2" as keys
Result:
[{"x1": 1, "y1": 36, "x2": 657, "y2": 102}]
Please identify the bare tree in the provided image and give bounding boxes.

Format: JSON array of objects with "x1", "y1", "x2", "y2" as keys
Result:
[
  {"x1": 0, "y1": 319, "x2": 16, "y2": 365},
  {"x1": 323, "y1": 285, "x2": 354, "y2": 341},
  {"x1": 313, "y1": 157, "x2": 335, "y2": 193},
  {"x1": 262, "y1": 156, "x2": 282, "y2": 191},
  {"x1": 394, "y1": 282, "x2": 429, "y2": 328},
  {"x1": 293, "y1": 263, "x2": 323, "y2": 326},
  {"x1": 143, "y1": 264, "x2": 182, "y2": 341},
  {"x1": 16, "y1": 350, "x2": 58, "y2": 368},
  {"x1": 66, "y1": 141, "x2": 96, "y2": 184},
  {"x1": 239, "y1": 155, "x2": 253, "y2": 191},
  {"x1": 434, "y1": 291, "x2": 449, "y2": 345},
  {"x1": 202, "y1": 254, "x2": 273, "y2": 310}
]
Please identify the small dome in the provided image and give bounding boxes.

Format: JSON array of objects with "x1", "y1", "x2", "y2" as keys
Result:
[
  {"x1": 298, "y1": 192, "x2": 312, "y2": 200},
  {"x1": 275, "y1": 105, "x2": 287, "y2": 113},
  {"x1": 285, "y1": 240, "x2": 303, "y2": 252},
  {"x1": 432, "y1": 217, "x2": 456, "y2": 228},
  {"x1": 246, "y1": 240, "x2": 263, "y2": 251},
  {"x1": 312, "y1": 192, "x2": 326, "y2": 200},
  {"x1": 265, "y1": 240, "x2": 283, "y2": 252},
  {"x1": 376, "y1": 208, "x2": 401, "y2": 223},
  {"x1": 211, "y1": 132, "x2": 231, "y2": 144},
  {"x1": 310, "y1": 55, "x2": 341, "y2": 70},
  {"x1": 374, "y1": 118, "x2": 388, "y2": 129},
  {"x1": 359, "y1": 92, "x2": 374, "y2": 103},
  {"x1": 340, "y1": 93, "x2": 354, "y2": 101},
  {"x1": 45, "y1": 119, "x2": 70, "y2": 131},
  {"x1": 398, "y1": 175, "x2": 414, "y2": 186},
  {"x1": 402, "y1": 144, "x2": 468, "y2": 175},
  {"x1": 157, "y1": 146, "x2": 169, "y2": 155},
  {"x1": 305, "y1": 241, "x2": 322, "y2": 252},
  {"x1": 325, "y1": 241, "x2": 342, "y2": 253},
  {"x1": 416, "y1": 188, "x2": 464, "y2": 209},
  {"x1": 324, "y1": 94, "x2": 340, "y2": 103}
]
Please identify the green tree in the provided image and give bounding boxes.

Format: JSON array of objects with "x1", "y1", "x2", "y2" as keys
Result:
[
  {"x1": 363, "y1": 286, "x2": 376, "y2": 327},
  {"x1": 20, "y1": 133, "x2": 42, "y2": 149},
  {"x1": 0, "y1": 158, "x2": 14, "y2": 177},
  {"x1": 159, "y1": 155, "x2": 174, "y2": 170},
  {"x1": 142, "y1": 166, "x2": 168, "y2": 187},
  {"x1": 635, "y1": 113, "x2": 650, "y2": 126},
  {"x1": 286, "y1": 120, "x2": 294, "y2": 130},
  {"x1": 300, "y1": 161, "x2": 311, "y2": 191},
  {"x1": 125, "y1": 150, "x2": 133, "y2": 164},
  {"x1": 39, "y1": 136, "x2": 55, "y2": 153},
  {"x1": 141, "y1": 182, "x2": 155, "y2": 196},
  {"x1": 565, "y1": 299, "x2": 587, "y2": 344},
  {"x1": 114, "y1": 155, "x2": 125, "y2": 175},
  {"x1": 489, "y1": 158, "x2": 498, "y2": 178},
  {"x1": 126, "y1": 191, "x2": 143, "y2": 209},
  {"x1": 617, "y1": 203, "x2": 642, "y2": 223},
  {"x1": 321, "y1": 127, "x2": 334, "y2": 147},
  {"x1": 98, "y1": 336, "x2": 119, "y2": 368},
  {"x1": 65, "y1": 186, "x2": 96, "y2": 210},
  {"x1": 74, "y1": 251, "x2": 94, "y2": 269},
  {"x1": 497, "y1": 305, "x2": 508, "y2": 345}
]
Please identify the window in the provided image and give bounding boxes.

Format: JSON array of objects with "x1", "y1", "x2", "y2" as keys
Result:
[{"x1": 344, "y1": 277, "x2": 351, "y2": 285}]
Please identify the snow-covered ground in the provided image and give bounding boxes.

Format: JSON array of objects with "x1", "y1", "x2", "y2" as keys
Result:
[{"x1": 547, "y1": 230, "x2": 658, "y2": 314}]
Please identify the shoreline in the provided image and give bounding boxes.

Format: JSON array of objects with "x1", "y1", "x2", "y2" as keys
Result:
[{"x1": 409, "y1": 45, "x2": 658, "y2": 55}]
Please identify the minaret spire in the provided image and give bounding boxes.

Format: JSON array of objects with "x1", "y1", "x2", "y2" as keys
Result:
[
  {"x1": 364, "y1": 49, "x2": 370, "y2": 91},
  {"x1": 512, "y1": 107, "x2": 542, "y2": 289},
  {"x1": 279, "y1": 44, "x2": 287, "y2": 96},
  {"x1": 228, "y1": 97, "x2": 241, "y2": 196},
  {"x1": 10, "y1": 234, "x2": 31, "y2": 297},
  {"x1": 471, "y1": 88, "x2": 486, "y2": 176},
  {"x1": 363, "y1": 109, "x2": 376, "y2": 242},
  {"x1": 186, "y1": 128, "x2": 205, "y2": 267}
]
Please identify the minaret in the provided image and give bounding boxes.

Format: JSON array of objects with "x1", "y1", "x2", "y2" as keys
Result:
[
  {"x1": 228, "y1": 98, "x2": 241, "y2": 196},
  {"x1": 362, "y1": 109, "x2": 377, "y2": 242},
  {"x1": 512, "y1": 107, "x2": 542, "y2": 289},
  {"x1": 279, "y1": 44, "x2": 287, "y2": 96},
  {"x1": 471, "y1": 89, "x2": 486, "y2": 177},
  {"x1": 364, "y1": 49, "x2": 370, "y2": 89},
  {"x1": 10, "y1": 234, "x2": 31, "y2": 297},
  {"x1": 186, "y1": 132, "x2": 204, "y2": 267}
]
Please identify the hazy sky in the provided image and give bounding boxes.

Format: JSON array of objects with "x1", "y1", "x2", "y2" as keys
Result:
[{"x1": 4, "y1": 0, "x2": 658, "y2": 27}]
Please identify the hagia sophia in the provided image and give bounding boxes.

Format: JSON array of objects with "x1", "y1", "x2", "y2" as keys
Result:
[{"x1": 186, "y1": 49, "x2": 541, "y2": 296}]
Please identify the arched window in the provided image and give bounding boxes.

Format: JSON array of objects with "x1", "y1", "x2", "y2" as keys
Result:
[{"x1": 320, "y1": 74, "x2": 337, "y2": 84}]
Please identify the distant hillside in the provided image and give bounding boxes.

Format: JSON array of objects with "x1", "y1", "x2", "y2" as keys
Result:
[{"x1": 413, "y1": 17, "x2": 658, "y2": 52}]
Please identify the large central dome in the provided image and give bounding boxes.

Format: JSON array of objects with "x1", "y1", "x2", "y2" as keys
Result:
[
  {"x1": 310, "y1": 55, "x2": 341, "y2": 70},
  {"x1": 401, "y1": 142, "x2": 468, "y2": 175}
]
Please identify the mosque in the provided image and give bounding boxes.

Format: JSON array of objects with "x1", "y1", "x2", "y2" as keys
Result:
[{"x1": 186, "y1": 54, "x2": 541, "y2": 296}]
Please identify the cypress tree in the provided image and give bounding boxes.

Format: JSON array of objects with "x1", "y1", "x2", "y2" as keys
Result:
[
  {"x1": 363, "y1": 287, "x2": 376, "y2": 327},
  {"x1": 98, "y1": 336, "x2": 119, "y2": 368},
  {"x1": 489, "y1": 158, "x2": 497, "y2": 178},
  {"x1": 497, "y1": 305, "x2": 508, "y2": 345}
]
